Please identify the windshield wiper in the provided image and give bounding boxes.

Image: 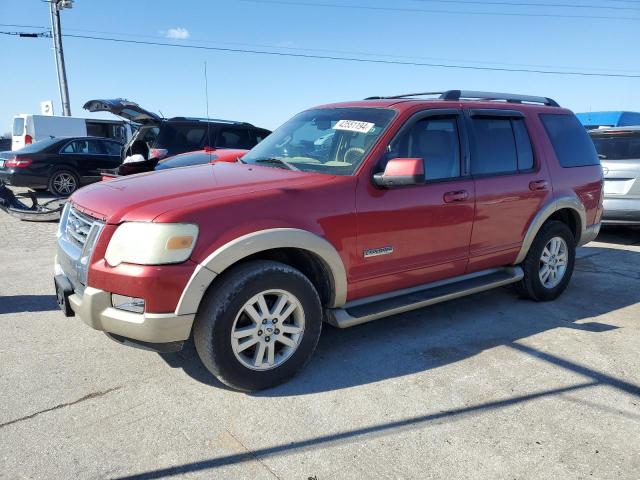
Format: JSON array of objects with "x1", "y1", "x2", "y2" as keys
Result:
[{"x1": 253, "y1": 157, "x2": 299, "y2": 171}]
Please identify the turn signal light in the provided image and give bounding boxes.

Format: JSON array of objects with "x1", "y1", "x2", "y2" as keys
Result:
[
  {"x1": 6, "y1": 157, "x2": 33, "y2": 168},
  {"x1": 166, "y1": 235, "x2": 195, "y2": 250}
]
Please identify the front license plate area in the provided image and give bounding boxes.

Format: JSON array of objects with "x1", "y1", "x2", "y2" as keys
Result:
[{"x1": 54, "y1": 275, "x2": 75, "y2": 317}]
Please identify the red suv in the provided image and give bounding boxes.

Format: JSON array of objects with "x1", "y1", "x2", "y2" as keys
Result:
[{"x1": 54, "y1": 90, "x2": 603, "y2": 391}]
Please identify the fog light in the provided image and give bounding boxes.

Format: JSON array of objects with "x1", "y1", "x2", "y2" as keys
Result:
[{"x1": 111, "y1": 294, "x2": 145, "y2": 313}]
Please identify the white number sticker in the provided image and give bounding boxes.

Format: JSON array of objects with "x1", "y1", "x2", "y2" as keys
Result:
[{"x1": 333, "y1": 120, "x2": 375, "y2": 133}]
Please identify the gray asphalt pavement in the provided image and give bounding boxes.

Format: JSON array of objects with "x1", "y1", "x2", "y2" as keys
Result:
[{"x1": 0, "y1": 208, "x2": 639, "y2": 479}]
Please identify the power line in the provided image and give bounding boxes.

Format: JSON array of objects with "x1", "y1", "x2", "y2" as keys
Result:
[
  {"x1": 0, "y1": 23, "x2": 48, "y2": 29},
  {"x1": 237, "y1": 0, "x2": 640, "y2": 20},
  {"x1": 60, "y1": 33, "x2": 640, "y2": 78},
  {"x1": 412, "y1": 0, "x2": 640, "y2": 11}
]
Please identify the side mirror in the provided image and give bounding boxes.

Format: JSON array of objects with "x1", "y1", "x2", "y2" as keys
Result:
[{"x1": 373, "y1": 157, "x2": 425, "y2": 188}]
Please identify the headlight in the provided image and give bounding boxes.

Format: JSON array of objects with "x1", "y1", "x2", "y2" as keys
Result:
[{"x1": 105, "y1": 222, "x2": 198, "y2": 267}]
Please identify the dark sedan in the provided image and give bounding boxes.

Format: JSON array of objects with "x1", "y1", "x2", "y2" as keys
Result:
[{"x1": 0, "y1": 136, "x2": 123, "y2": 196}]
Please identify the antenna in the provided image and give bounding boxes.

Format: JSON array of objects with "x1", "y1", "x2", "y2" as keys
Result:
[{"x1": 204, "y1": 61, "x2": 212, "y2": 162}]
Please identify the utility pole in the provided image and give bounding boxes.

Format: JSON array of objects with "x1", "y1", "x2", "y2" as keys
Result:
[{"x1": 49, "y1": 0, "x2": 73, "y2": 116}]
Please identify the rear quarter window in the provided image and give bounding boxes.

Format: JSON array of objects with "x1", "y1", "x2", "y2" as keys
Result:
[{"x1": 540, "y1": 114, "x2": 599, "y2": 167}]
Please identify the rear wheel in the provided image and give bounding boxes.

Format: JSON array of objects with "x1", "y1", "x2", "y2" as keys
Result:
[
  {"x1": 194, "y1": 260, "x2": 323, "y2": 391},
  {"x1": 48, "y1": 169, "x2": 79, "y2": 197},
  {"x1": 516, "y1": 220, "x2": 575, "y2": 301}
]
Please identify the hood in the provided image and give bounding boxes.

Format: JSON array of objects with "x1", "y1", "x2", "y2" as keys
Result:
[
  {"x1": 70, "y1": 162, "x2": 330, "y2": 224},
  {"x1": 83, "y1": 98, "x2": 162, "y2": 124}
]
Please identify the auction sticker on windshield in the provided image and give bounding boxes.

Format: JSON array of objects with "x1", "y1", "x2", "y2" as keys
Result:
[{"x1": 333, "y1": 120, "x2": 375, "y2": 133}]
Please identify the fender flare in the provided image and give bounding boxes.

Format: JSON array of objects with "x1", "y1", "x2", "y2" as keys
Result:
[
  {"x1": 513, "y1": 196, "x2": 587, "y2": 265},
  {"x1": 175, "y1": 228, "x2": 348, "y2": 315}
]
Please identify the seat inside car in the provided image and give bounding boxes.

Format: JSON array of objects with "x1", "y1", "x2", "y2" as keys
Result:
[{"x1": 409, "y1": 128, "x2": 458, "y2": 180}]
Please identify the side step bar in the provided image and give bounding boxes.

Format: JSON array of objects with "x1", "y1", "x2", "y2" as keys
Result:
[{"x1": 327, "y1": 267, "x2": 523, "y2": 329}]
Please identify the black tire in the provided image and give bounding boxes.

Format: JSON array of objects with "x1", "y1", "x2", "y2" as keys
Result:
[
  {"x1": 48, "y1": 169, "x2": 80, "y2": 197},
  {"x1": 194, "y1": 260, "x2": 323, "y2": 391},
  {"x1": 515, "y1": 220, "x2": 576, "y2": 301}
]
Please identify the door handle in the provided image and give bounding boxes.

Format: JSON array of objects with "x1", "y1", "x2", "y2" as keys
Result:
[
  {"x1": 443, "y1": 190, "x2": 469, "y2": 203},
  {"x1": 529, "y1": 180, "x2": 548, "y2": 191}
]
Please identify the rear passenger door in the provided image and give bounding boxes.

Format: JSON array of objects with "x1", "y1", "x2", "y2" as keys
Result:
[
  {"x1": 465, "y1": 109, "x2": 553, "y2": 271},
  {"x1": 59, "y1": 139, "x2": 105, "y2": 179}
]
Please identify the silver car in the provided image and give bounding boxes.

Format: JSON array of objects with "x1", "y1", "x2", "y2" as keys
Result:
[{"x1": 590, "y1": 127, "x2": 640, "y2": 225}]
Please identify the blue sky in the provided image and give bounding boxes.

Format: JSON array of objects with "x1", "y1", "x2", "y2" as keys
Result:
[{"x1": 1, "y1": 0, "x2": 639, "y2": 134}]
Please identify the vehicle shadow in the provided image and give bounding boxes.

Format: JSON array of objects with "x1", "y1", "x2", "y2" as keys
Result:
[
  {"x1": 596, "y1": 225, "x2": 640, "y2": 246},
  {"x1": 159, "y1": 238, "x2": 640, "y2": 396},
  {"x1": 0, "y1": 294, "x2": 59, "y2": 314}
]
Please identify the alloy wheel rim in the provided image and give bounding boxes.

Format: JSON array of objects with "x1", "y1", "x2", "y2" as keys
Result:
[
  {"x1": 230, "y1": 289, "x2": 305, "y2": 371},
  {"x1": 539, "y1": 236, "x2": 568, "y2": 289},
  {"x1": 53, "y1": 173, "x2": 77, "y2": 196}
]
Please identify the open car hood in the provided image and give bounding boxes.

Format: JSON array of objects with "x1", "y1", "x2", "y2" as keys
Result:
[{"x1": 83, "y1": 98, "x2": 162, "y2": 124}]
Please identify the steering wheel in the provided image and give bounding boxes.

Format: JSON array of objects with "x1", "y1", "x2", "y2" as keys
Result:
[{"x1": 343, "y1": 147, "x2": 365, "y2": 164}]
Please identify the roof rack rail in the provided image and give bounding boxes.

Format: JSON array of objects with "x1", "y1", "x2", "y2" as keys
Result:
[{"x1": 365, "y1": 90, "x2": 560, "y2": 107}]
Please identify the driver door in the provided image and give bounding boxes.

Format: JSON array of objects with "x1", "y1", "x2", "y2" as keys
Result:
[{"x1": 352, "y1": 109, "x2": 475, "y2": 299}]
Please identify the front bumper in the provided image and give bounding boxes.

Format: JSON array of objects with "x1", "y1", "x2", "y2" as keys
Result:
[
  {"x1": 602, "y1": 197, "x2": 640, "y2": 225},
  {"x1": 68, "y1": 286, "x2": 194, "y2": 343},
  {"x1": 55, "y1": 261, "x2": 194, "y2": 344}
]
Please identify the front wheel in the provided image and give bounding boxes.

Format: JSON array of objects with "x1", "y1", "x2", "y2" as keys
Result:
[
  {"x1": 516, "y1": 220, "x2": 576, "y2": 301},
  {"x1": 194, "y1": 260, "x2": 323, "y2": 391}
]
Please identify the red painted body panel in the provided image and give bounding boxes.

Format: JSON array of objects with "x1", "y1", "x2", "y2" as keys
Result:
[
  {"x1": 68, "y1": 98, "x2": 603, "y2": 312},
  {"x1": 85, "y1": 224, "x2": 197, "y2": 313}
]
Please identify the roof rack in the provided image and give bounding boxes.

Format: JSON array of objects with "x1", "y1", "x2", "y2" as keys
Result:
[
  {"x1": 365, "y1": 90, "x2": 560, "y2": 107},
  {"x1": 167, "y1": 116, "x2": 252, "y2": 125}
]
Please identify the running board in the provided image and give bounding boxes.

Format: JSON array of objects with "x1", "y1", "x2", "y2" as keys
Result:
[{"x1": 327, "y1": 267, "x2": 523, "y2": 329}]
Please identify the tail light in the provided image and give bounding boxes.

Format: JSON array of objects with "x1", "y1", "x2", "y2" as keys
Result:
[
  {"x1": 148, "y1": 148, "x2": 168, "y2": 160},
  {"x1": 6, "y1": 157, "x2": 33, "y2": 168},
  {"x1": 25, "y1": 134, "x2": 33, "y2": 145}
]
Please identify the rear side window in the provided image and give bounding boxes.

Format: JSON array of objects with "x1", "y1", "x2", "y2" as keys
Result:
[
  {"x1": 540, "y1": 114, "x2": 599, "y2": 167},
  {"x1": 13, "y1": 117, "x2": 25, "y2": 136},
  {"x1": 217, "y1": 127, "x2": 254, "y2": 149},
  {"x1": 590, "y1": 132, "x2": 640, "y2": 160},
  {"x1": 155, "y1": 125, "x2": 208, "y2": 154},
  {"x1": 470, "y1": 117, "x2": 535, "y2": 175},
  {"x1": 470, "y1": 118, "x2": 517, "y2": 175},
  {"x1": 62, "y1": 140, "x2": 90, "y2": 154}
]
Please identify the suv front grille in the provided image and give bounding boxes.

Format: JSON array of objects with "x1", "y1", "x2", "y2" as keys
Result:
[{"x1": 66, "y1": 206, "x2": 98, "y2": 248}]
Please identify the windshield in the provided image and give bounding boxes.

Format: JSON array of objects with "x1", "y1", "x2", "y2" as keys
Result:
[
  {"x1": 241, "y1": 108, "x2": 396, "y2": 175},
  {"x1": 591, "y1": 132, "x2": 640, "y2": 160}
]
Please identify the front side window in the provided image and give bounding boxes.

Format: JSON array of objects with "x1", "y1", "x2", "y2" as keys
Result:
[
  {"x1": 390, "y1": 116, "x2": 461, "y2": 181},
  {"x1": 242, "y1": 108, "x2": 396, "y2": 175},
  {"x1": 540, "y1": 114, "x2": 599, "y2": 167},
  {"x1": 590, "y1": 131, "x2": 640, "y2": 161}
]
